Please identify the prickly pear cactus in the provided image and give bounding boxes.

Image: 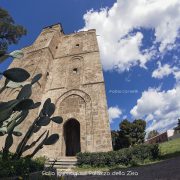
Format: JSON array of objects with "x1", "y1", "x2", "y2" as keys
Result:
[{"x1": 0, "y1": 51, "x2": 62, "y2": 160}]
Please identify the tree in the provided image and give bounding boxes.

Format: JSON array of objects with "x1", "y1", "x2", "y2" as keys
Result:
[
  {"x1": 111, "y1": 130, "x2": 119, "y2": 150},
  {"x1": 174, "y1": 119, "x2": 180, "y2": 131},
  {"x1": 119, "y1": 119, "x2": 132, "y2": 146},
  {"x1": 112, "y1": 119, "x2": 146, "y2": 150},
  {"x1": 0, "y1": 7, "x2": 26, "y2": 53},
  {"x1": 147, "y1": 130, "x2": 159, "y2": 139},
  {"x1": 120, "y1": 119, "x2": 146, "y2": 146},
  {"x1": 111, "y1": 130, "x2": 130, "y2": 150},
  {"x1": 131, "y1": 119, "x2": 146, "y2": 145}
]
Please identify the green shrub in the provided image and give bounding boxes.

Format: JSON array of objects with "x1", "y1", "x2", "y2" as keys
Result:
[
  {"x1": 77, "y1": 144, "x2": 160, "y2": 167},
  {"x1": 0, "y1": 155, "x2": 46, "y2": 177}
]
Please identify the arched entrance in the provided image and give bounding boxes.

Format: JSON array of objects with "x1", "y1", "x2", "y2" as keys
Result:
[{"x1": 64, "y1": 119, "x2": 81, "y2": 156}]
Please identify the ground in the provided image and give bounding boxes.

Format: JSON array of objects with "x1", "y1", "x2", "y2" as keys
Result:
[
  {"x1": 3, "y1": 138, "x2": 179, "y2": 179},
  {"x1": 70, "y1": 138, "x2": 180, "y2": 179},
  {"x1": 68, "y1": 156, "x2": 180, "y2": 180}
]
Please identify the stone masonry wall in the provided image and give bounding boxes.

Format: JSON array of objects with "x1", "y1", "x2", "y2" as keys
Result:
[{"x1": 0, "y1": 24, "x2": 112, "y2": 158}]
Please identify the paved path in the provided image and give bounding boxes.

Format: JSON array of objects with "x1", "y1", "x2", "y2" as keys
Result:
[
  {"x1": 65, "y1": 156, "x2": 180, "y2": 180},
  {"x1": 5, "y1": 156, "x2": 179, "y2": 179}
]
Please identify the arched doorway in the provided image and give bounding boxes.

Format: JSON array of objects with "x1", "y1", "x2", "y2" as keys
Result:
[{"x1": 64, "y1": 119, "x2": 81, "y2": 156}]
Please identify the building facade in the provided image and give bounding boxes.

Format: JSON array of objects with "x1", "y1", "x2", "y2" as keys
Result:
[
  {"x1": 145, "y1": 130, "x2": 176, "y2": 144},
  {"x1": 0, "y1": 24, "x2": 112, "y2": 158}
]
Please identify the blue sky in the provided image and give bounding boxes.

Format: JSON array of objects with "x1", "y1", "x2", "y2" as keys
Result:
[{"x1": 1, "y1": 0, "x2": 180, "y2": 134}]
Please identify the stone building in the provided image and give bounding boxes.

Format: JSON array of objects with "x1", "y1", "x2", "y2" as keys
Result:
[{"x1": 0, "y1": 23, "x2": 112, "y2": 158}]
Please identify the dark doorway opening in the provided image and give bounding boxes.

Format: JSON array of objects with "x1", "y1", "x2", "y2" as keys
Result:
[{"x1": 64, "y1": 119, "x2": 81, "y2": 156}]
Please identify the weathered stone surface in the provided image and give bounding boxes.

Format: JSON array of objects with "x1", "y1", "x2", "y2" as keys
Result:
[{"x1": 0, "y1": 23, "x2": 112, "y2": 158}]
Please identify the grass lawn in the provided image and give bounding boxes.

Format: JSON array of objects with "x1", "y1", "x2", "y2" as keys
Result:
[
  {"x1": 74, "y1": 137, "x2": 180, "y2": 172},
  {"x1": 159, "y1": 137, "x2": 180, "y2": 159}
]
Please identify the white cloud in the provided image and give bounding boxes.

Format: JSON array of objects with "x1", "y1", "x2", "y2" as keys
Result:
[
  {"x1": 130, "y1": 85, "x2": 180, "y2": 133},
  {"x1": 152, "y1": 61, "x2": 173, "y2": 79},
  {"x1": 173, "y1": 67, "x2": 180, "y2": 82},
  {"x1": 145, "y1": 114, "x2": 154, "y2": 122},
  {"x1": 80, "y1": 0, "x2": 180, "y2": 72},
  {"x1": 152, "y1": 61, "x2": 180, "y2": 81},
  {"x1": 174, "y1": 72, "x2": 180, "y2": 82},
  {"x1": 108, "y1": 106, "x2": 122, "y2": 123}
]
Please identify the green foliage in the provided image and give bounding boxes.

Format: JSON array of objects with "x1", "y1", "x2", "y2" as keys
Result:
[
  {"x1": 0, "y1": 48, "x2": 62, "y2": 161},
  {"x1": 16, "y1": 84, "x2": 32, "y2": 100},
  {"x1": 0, "y1": 111, "x2": 28, "y2": 135},
  {"x1": 31, "y1": 73, "x2": 42, "y2": 85},
  {"x1": 112, "y1": 119, "x2": 146, "y2": 150},
  {"x1": 13, "y1": 98, "x2": 62, "y2": 160},
  {"x1": 0, "y1": 8, "x2": 62, "y2": 177},
  {"x1": 111, "y1": 130, "x2": 119, "y2": 150},
  {"x1": 51, "y1": 116, "x2": 63, "y2": 124},
  {"x1": 0, "y1": 77, "x2": 41, "y2": 135},
  {"x1": 44, "y1": 134, "x2": 59, "y2": 145},
  {"x1": 36, "y1": 116, "x2": 51, "y2": 126},
  {"x1": 2, "y1": 68, "x2": 30, "y2": 82},
  {"x1": 111, "y1": 130, "x2": 130, "y2": 150},
  {"x1": 0, "y1": 154, "x2": 46, "y2": 177},
  {"x1": 0, "y1": 100, "x2": 19, "y2": 123},
  {"x1": 0, "y1": 7, "x2": 26, "y2": 52},
  {"x1": 147, "y1": 130, "x2": 159, "y2": 139},
  {"x1": 121, "y1": 119, "x2": 146, "y2": 146},
  {"x1": 77, "y1": 144, "x2": 160, "y2": 167},
  {"x1": 174, "y1": 119, "x2": 180, "y2": 131},
  {"x1": 160, "y1": 137, "x2": 180, "y2": 159}
]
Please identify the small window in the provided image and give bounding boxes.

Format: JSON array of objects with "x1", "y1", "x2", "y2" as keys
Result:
[
  {"x1": 56, "y1": 46, "x2": 58, "y2": 49},
  {"x1": 75, "y1": 44, "x2": 80, "y2": 47},
  {"x1": 73, "y1": 68, "x2": 78, "y2": 73}
]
